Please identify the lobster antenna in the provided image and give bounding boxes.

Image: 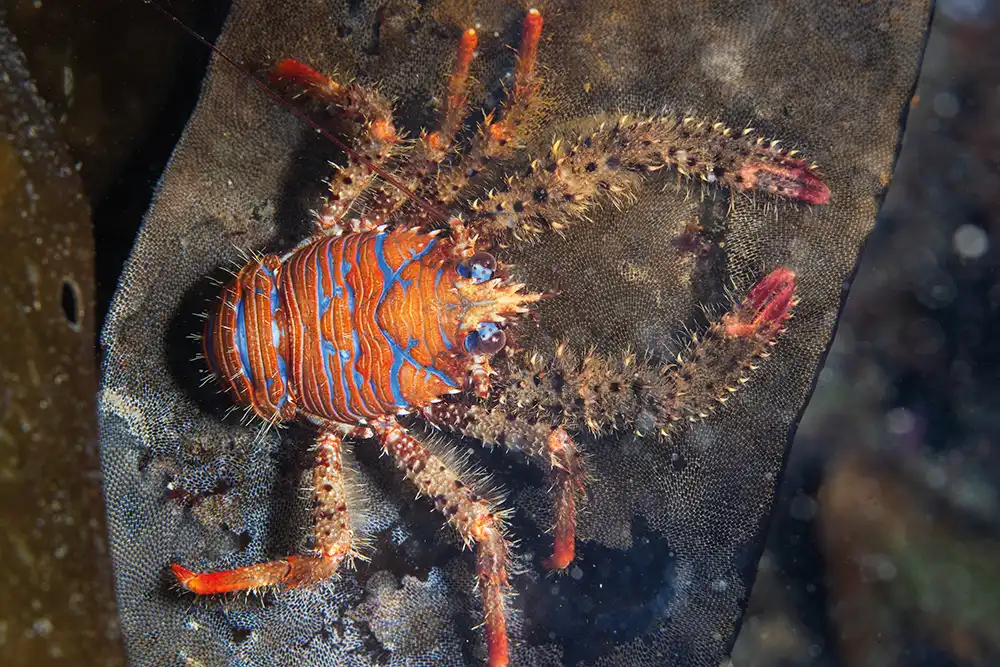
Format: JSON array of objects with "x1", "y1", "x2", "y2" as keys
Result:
[{"x1": 141, "y1": 0, "x2": 449, "y2": 222}]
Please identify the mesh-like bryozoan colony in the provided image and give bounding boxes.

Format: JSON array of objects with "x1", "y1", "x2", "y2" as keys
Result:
[
  {"x1": 100, "y1": 0, "x2": 928, "y2": 667},
  {"x1": 165, "y1": 9, "x2": 828, "y2": 666}
]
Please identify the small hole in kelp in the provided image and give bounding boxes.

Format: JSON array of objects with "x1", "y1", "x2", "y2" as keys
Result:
[
  {"x1": 231, "y1": 627, "x2": 252, "y2": 644},
  {"x1": 61, "y1": 279, "x2": 81, "y2": 330}
]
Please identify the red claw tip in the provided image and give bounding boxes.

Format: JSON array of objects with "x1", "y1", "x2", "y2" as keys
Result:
[
  {"x1": 485, "y1": 625, "x2": 510, "y2": 667},
  {"x1": 783, "y1": 161, "x2": 831, "y2": 205},
  {"x1": 724, "y1": 268, "x2": 797, "y2": 338},
  {"x1": 542, "y1": 539, "x2": 575, "y2": 571},
  {"x1": 270, "y1": 58, "x2": 326, "y2": 89},
  {"x1": 171, "y1": 563, "x2": 197, "y2": 589},
  {"x1": 515, "y1": 9, "x2": 543, "y2": 84},
  {"x1": 738, "y1": 160, "x2": 830, "y2": 205},
  {"x1": 748, "y1": 267, "x2": 796, "y2": 308}
]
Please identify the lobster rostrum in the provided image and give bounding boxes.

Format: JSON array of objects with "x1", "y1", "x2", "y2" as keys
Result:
[{"x1": 170, "y1": 9, "x2": 828, "y2": 666}]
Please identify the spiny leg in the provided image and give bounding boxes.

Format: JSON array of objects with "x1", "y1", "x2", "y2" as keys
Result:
[
  {"x1": 428, "y1": 9, "x2": 546, "y2": 207},
  {"x1": 172, "y1": 427, "x2": 363, "y2": 593},
  {"x1": 365, "y1": 27, "x2": 480, "y2": 224},
  {"x1": 468, "y1": 115, "x2": 830, "y2": 244},
  {"x1": 543, "y1": 428, "x2": 582, "y2": 571},
  {"x1": 479, "y1": 7, "x2": 544, "y2": 160},
  {"x1": 269, "y1": 60, "x2": 405, "y2": 233},
  {"x1": 371, "y1": 416, "x2": 512, "y2": 667},
  {"x1": 422, "y1": 401, "x2": 585, "y2": 571},
  {"x1": 427, "y1": 27, "x2": 481, "y2": 160},
  {"x1": 370, "y1": 8, "x2": 545, "y2": 224}
]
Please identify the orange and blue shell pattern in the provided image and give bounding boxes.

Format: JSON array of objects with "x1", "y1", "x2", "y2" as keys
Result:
[{"x1": 204, "y1": 228, "x2": 535, "y2": 425}]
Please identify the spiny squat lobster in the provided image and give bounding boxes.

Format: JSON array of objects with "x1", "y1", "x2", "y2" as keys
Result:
[{"x1": 171, "y1": 9, "x2": 828, "y2": 666}]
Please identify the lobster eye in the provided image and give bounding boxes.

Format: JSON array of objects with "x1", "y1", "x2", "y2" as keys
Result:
[
  {"x1": 464, "y1": 322, "x2": 507, "y2": 355},
  {"x1": 459, "y1": 252, "x2": 497, "y2": 284}
]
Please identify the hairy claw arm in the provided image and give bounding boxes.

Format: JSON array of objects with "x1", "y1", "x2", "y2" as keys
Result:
[
  {"x1": 468, "y1": 116, "x2": 829, "y2": 244},
  {"x1": 487, "y1": 268, "x2": 798, "y2": 437},
  {"x1": 269, "y1": 60, "x2": 405, "y2": 232}
]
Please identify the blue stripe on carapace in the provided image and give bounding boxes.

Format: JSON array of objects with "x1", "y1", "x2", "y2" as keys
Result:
[
  {"x1": 262, "y1": 263, "x2": 289, "y2": 407},
  {"x1": 313, "y1": 245, "x2": 337, "y2": 415},
  {"x1": 372, "y1": 232, "x2": 458, "y2": 408},
  {"x1": 338, "y1": 237, "x2": 371, "y2": 416},
  {"x1": 234, "y1": 293, "x2": 255, "y2": 388},
  {"x1": 347, "y1": 238, "x2": 371, "y2": 411},
  {"x1": 275, "y1": 355, "x2": 288, "y2": 407},
  {"x1": 433, "y1": 265, "x2": 454, "y2": 351},
  {"x1": 319, "y1": 244, "x2": 334, "y2": 317},
  {"x1": 317, "y1": 241, "x2": 361, "y2": 420}
]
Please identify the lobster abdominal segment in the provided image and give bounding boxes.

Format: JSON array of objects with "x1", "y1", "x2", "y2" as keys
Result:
[{"x1": 205, "y1": 255, "x2": 294, "y2": 420}]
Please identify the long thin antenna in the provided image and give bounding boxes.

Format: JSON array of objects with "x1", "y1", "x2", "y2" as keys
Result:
[{"x1": 142, "y1": 0, "x2": 449, "y2": 222}]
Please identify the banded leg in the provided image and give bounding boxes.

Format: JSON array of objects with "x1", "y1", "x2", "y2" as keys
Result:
[
  {"x1": 422, "y1": 402, "x2": 585, "y2": 571},
  {"x1": 425, "y1": 27, "x2": 481, "y2": 161},
  {"x1": 476, "y1": 8, "x2": 544, "y2": 160},
  {"x1": 269, "y1": 60, "x2": 405, "y2": 232},
  {"x1": 367, "y1": 8, "x2": 545, "y2": 225},
  {"x1": 172, "y1": 428, "x2": 362, "y2": 593},
  {"x1": 371, "y1": 416, "x2": 512, "y2": 667}
]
